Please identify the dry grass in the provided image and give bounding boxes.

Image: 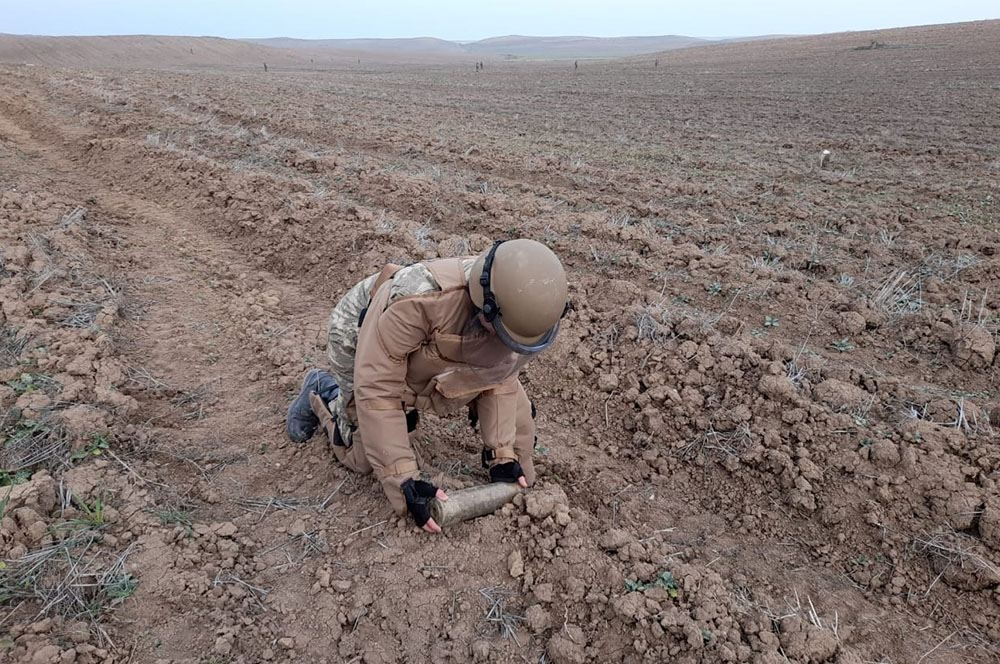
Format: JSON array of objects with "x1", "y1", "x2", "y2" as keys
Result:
[
  {"x1": 0, "y1": 531, "x2": 138, "y2": 645},
  {"x1": 0, "y1": 325, "x2": 29, "y2": 368},
  {"x1": 871, "y1": 269, "x2": 923, "y2": 317},
  {"x1": 679, "y1": 422, "x2": 756, "y2": 459},
  {"x1": 0, "y1": 410, "x2": 69, "y2": 473},
  {"x1": 478, "y1": 586, "x2": 524, "y2": 643},
  {"x1": 913, "y1": 529, "x2": 1000, "y2": 585}
]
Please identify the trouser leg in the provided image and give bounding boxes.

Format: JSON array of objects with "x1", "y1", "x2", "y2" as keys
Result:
[
  {"x1": 513, "y1": 383, "x2": 537, "y2": 485},
  {"x1": 310, "y1": 392, "x2": 372, "y2": 475}
]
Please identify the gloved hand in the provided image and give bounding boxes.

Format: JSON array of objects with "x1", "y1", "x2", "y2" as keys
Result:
[
  {"x1": 489, "y1": 460, "x2": 528, "y2": 488},
  {"x1": 401, "y1": 478, "x2": 448, "y2": 533}
]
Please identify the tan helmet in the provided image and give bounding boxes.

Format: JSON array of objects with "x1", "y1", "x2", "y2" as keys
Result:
[{"x1": 469, "y1": 239, "x2": 568, "y2": 353}]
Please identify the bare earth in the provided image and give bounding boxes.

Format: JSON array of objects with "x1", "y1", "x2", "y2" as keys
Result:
[{"x1": 1, "y1": 19, "x2": 999, "y2": 664}]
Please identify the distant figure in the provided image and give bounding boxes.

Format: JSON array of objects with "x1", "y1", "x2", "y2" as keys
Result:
[
  {"x1": 263, "y1": 62, "x2": 268, "y2": 72},
  {"x1": 476, "y1": 62, "x2": 480, "y2": 71},
  {"x1": 480, "y1": 61, "x2": 484, "y2": 70},
  {"x1": 574, "y1": 60, "x2": 578, "y2": 70},
  {"x1": 655, "y1": 59, "x2": 658, "y2": 68}
]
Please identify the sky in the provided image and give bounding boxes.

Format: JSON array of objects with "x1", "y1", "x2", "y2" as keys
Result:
[{"x1": 1, "y1": 0, "x2": 997, "y2": 41}]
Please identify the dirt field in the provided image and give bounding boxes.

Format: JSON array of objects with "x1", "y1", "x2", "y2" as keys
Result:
[{"x1": 2, "y1": 19, "x2": 999, "y2": 664}]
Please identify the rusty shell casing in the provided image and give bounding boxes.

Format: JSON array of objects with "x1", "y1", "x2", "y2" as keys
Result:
[{"x1": 430, "y1": 482, "x2": 521, "y2": 527}]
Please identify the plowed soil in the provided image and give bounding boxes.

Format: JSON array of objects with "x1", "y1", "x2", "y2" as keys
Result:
[{"x1": 2, "y1": 19, "x2": 999, "y2": 664}]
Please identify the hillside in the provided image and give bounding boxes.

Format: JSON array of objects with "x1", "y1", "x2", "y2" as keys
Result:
[
  {"x1": 466, "y1": 34, "x2": 708, "y2": 57},
  {"x1": 0, "y1": 34, "x2": 340, "y2": 68},
  {"x1": 252, "y1": 36, "x2": 466, "y2": 55},
  {"x1": 247, "y1": 34, "x2": 711, "y2": 59}
]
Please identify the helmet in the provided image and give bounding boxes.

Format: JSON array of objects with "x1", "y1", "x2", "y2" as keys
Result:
[{"x1": 469, "y1": 239, "x2": 568, "y2": 354}]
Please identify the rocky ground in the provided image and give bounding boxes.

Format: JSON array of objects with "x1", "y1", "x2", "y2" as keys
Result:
[{"x1": 2, "y1": 19, "x2": 999, "y2": 664}]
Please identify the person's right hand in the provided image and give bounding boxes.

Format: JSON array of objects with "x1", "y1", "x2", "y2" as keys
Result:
[
  {"x1": 489, "y1": 460, "x2": 528, "y2": 488},
  {"x1": 401, "y1": 478, "x2": 449, "y2": 533}
]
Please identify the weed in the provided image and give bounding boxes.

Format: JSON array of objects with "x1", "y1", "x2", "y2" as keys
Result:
[
  {"x1": 70, "y1": 433, "x2": 110, "y2": 463},
  {"x1": 785, "y1": 360, "x2": 809, "y2": 387},
  {"x1": 706, "y1": 282, "x2": 723, "y2": 296},
  {"x1": 0, "y1": 469, "x2": 32, "y2": 487},
  {"x1": 836, "y1": 273, "x2": 855, "y2": 288},
  {"x1": 104, "y1": 573, "x2": 138, "y2": 602},
  {"x1": 411, "y1": 224, "x2": 434, "y2": 249},
  {"x1": 0, "y1": 325, "x2": 28, "y2": 368},
  {"x1": 749, "y1": 253, "x2": 782, "y2": 271},
  {"x1": 0, "y1": 413, "x2": 69, "y2": 472},
  {"x1": 624, "y1": 571, "x2": 679, "y2": 598},
  {"x1": 764, "y1": 315, "x2": 779, "y2": 328},
  {"x1": 6, "y1": 372, "x2": 58, "y2": 396},
  {"x1": 71, "y1": 495, "x2": 107, "y2": 528},
  {"x1": 878, "y1": 228, "x2": 898, "y2": 247},
  {"x1": 148, "y1": 507, "x2": 194, "y2": 534},
  {"x1": 0, "y1": 532, "x2": 137, "y2": 631},
  {"x1": 830, "y1": 338, "x2": 856, "y2": 353}
]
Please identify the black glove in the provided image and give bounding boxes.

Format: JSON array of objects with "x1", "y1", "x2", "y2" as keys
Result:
[
  {"x1": 400, "y1": 478, "x2": 438, "y2": 527},
  {"x1": 489, "y1": 460, "x2": 524, "y2": 484}
]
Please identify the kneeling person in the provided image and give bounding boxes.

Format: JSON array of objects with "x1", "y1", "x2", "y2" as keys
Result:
[{"x1": 286, "y1": 239, "x2": 568, "y2": 533}]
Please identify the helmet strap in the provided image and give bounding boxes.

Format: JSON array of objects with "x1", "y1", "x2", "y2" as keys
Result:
[{"x1": 479, "y1": 240, "x2": 505, "y2": 322}]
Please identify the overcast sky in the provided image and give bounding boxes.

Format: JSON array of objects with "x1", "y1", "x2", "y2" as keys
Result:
[{"x1": 2, "y1": 0, "x2": 997, "y2": 40}]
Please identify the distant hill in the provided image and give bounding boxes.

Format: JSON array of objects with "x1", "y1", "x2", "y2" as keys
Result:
[
  {"x1": 245, "y1": 34, "x2": 712, "y2": 59},
  {"x1": 251, "y1": 36, "x2": 465, "y2": 55},
  {"x1": 0, "y1": 34, "x2": 325, "y2": 68},
  {"x1": 464, "y1": 35, "x2": 708, "y2": 58}
]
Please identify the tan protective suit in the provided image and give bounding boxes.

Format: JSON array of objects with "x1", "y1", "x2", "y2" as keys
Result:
[{"x1": 319, "y1": 258, "x2": 536, "y2": 514}]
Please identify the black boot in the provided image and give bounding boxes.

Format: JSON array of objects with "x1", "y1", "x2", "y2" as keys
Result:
[{"x1": 286, "y1": 369, "x2": 339, "y2": 443}]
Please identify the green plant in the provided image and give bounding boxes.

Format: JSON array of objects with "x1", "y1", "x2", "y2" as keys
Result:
[
  {"x1": 72, "y1": 496, "x2": 107, "y2": 527},
  {"x1": 7, "y1": 372, "x2": 52, "y2": 396},
  {"x1": 830, "y1": 338, "x2": 856, "y2": 353},
  {"x1": 0, "y1": 469, "x2": 32, "y2": 487},
  {"x1": 0, "y1": 415, "x2": 68, "y2": 473},
  {"x1": 104, "y1": 573, "x2": 138, "y2": 602},
  {"x1": 706, "y1": 282, "x2": 723, "y2": 296},
  {"x1": 764, "y1": 315, "x2": 779, "y2": 328},
  {"x1": 70, "y1": 433, "x2": 110, "y2": 463},
  {"x1": 149, "y1": 507, "x2": 194, "y2": 535},
  {"x1": 624, "y1": 571, "x2": 678, "y2": 598}
]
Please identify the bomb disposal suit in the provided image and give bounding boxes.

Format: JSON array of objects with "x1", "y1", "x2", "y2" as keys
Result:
[{"x1": 285, "y1": 239, "x2": 568, "y2": 531}]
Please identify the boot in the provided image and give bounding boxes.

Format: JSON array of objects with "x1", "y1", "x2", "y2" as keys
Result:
[{"x1": 286, "y1": 369, "x2": 339, "y2": 442}]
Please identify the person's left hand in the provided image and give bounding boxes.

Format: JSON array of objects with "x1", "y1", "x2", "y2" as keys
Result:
[{"x1": 489, "y1": 460, "x2": 528, "y2": 488}]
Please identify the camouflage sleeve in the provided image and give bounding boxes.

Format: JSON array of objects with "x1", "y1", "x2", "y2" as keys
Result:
[
  {"x1": 326, "y1": 273, "x2": 378, "y2": 396},
  {"x1": 388, "y1": 263, "x2": 439, "y2": 302}
]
